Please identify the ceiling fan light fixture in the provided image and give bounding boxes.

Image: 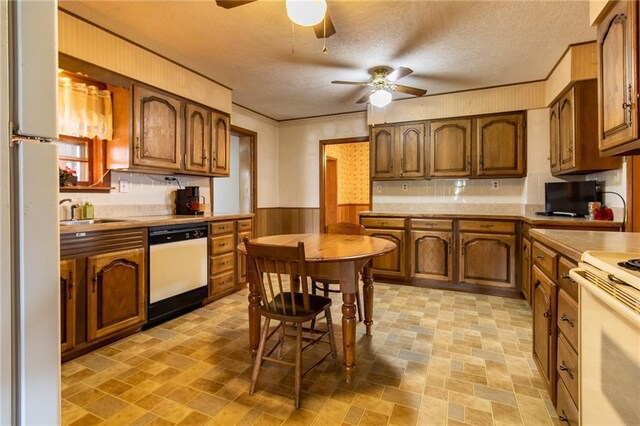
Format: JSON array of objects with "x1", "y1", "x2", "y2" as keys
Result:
[
  {"x1": 369, "y1": 89, "x2": 392, "y2": 108},
  {"x1": 286, "y1": 0, "x2": 327, "y2": 27}
]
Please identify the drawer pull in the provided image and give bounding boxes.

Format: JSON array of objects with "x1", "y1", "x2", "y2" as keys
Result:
[
  {"x1": 559, "y1": 410, "x2": 569, "y2": 423},
  {"x1": 479, "y1": 224, "x2": 493, "y2": 228},
  {"x1": 559, "y1": 361, "x2": 574, "y2": 379},
  {"x1": 560, "y1": 314, "x2": 574, "y2": 327},
  {"x1": 535, "y1": 255, "x2": 545, "y2": 260},
  {"x1": 561, "y1": 273, "x2": 571, "y2": 280}
]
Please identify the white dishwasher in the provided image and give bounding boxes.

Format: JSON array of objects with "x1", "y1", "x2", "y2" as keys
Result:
[{"x1": 147, "y1": 223, "x2": 208, "y2": 327}]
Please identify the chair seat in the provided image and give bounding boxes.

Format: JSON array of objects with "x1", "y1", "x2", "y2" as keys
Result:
[{"x1": 262, "y1": 292, "x2": 332, "y2": 322}]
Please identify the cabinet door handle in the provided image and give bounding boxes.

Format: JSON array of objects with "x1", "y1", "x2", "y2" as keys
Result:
[
  {"x1": 559, "y1": 410, "x2": 569, "y2": 423},
  {"x1": 448, "y1": 237, "x2": 452, "y2": 255},
  {"x1": 543, "y1": 310, "x2": 551, "y2": 318},
  {"x1": 67, "y1": 270, "x2": 74, "y2": 300},
  {"x1": 135, "y1": 137, "x2": 140, "y2": 158},
  {"x1": 461, "y1": 240, "x2": 465, "y2": 255},
  {"x1": 559, "y1": 361, "x2": 574, "y2": 379},
  {"x1": 560, "y1": 314, "x2": 575, "y2": 327},
  {"x1": 92, "y1": 265, "x2": 97, "y2": 293},
  {"x1": 534, "y1": 279, "x2": 541, "y2": 286}
]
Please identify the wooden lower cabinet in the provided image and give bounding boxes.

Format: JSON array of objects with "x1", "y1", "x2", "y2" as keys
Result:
[
  {"x1": 60, "y1": 259, "x2": 77, "y2": 353},
  {"x1": 521, "y1": 238, "x2": 531, "y2": 303},
  {"x1": 411, "y1": 230, "x2": 453, "y2": 281},
  {"x1": 87, "y1": 248, "x2": 146, "y2": 341},
  {"x1": 364, "y1": 228, "x2": 406, "y2": 278},
  {"x1": 60, "y1": 228, "x2": 147, "y2": 362},
  {"x1": 459, "y1": 232, "x2": 516, "y2": 288},
  {"x1": 532, "y1": 265, "x2": 557, "y2": 402}
]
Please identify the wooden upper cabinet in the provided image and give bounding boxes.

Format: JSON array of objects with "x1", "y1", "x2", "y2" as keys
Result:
[
  {"x1": 558, "y1": 89, "x2": 576, "y2": 170},
  {"x1": 371, "y1": 123, "x2": 425, "y2": 179},
  {"x1": 87, "y1": 248, "x2": 146, "y2": 341},
  {"x1": 185, "y1": 103, "x2": 210, "y2": 173},
  {"x1": 551, "y1": 81, "x2": 621, "y2": 175},
  {"x1": 429, "y1": 119, "x2": 472, "y2": 177},
  {"x1": 60, "y1": 259, "x2": 76, "y2": 353},
  {"x1": 598, "y1": 0, "x2": 640, "y2": 155},
  {"x1": 371, "y1": 126, "x2": 395, "y2": 178},
  {"x1": 211, "y1": 113, "x2": 230, "y2": 176},
  {"x1": 397, "y1": 123, "x2": 425, "y2": 178},
  {"x1": 475, "y1": 113, "x2": 525, "y2": 177},
  {"x1": 549, "y1": 104, "x2": 561, "y2": 174},
  {"x1": 133, "y1": 85, "x2": 182, "y2": 170}
]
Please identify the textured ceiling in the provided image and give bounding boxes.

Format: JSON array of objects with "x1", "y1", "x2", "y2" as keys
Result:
[{"x1": 58, "y1": 0, "x2": 596, "y2": 121}]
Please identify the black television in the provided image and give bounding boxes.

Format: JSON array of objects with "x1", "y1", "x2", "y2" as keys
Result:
[{"x1": 544, "y1": 181, "x2": 598, "y2": 217}]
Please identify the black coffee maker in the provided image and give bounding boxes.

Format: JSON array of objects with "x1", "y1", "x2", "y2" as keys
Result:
[{"x1": 175, "y1": 186, "x2": 204, "y2": 215}]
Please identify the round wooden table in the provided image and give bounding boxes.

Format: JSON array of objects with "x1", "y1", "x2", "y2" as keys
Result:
[{"x1": 238, "y1": 233, "x2": 396, "y2": 383}]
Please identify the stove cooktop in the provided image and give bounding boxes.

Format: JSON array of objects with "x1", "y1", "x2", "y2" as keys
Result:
[
  {"x1": 619, "y1": 259, "x2": 640, "y2": 272},
  {"x1": 581, "y1": 251, "x2": 640, "y2": 291}
]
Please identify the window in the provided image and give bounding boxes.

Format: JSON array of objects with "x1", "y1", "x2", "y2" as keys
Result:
[{"x1": 55, "y1": 136, "x2": 91, "y2": 185}]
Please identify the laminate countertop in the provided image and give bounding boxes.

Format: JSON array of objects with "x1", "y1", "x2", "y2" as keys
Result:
[
  {"x1": 358, "y1": 211, "x2": 623, "y2": 229},
  {"x1": 59, "y1": 213, "x2": 254, "y2": 234},
  {"x1": 530, "y1": 229, "x2": 640, "y2": 261}
]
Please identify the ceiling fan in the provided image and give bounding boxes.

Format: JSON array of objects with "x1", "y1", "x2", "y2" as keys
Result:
[
  {"x1": 332, "y1": 66, "x2": 427, "y2": 107},
  {"x1": 215, "y1": 0, "x2": 336, "y2": 39}
]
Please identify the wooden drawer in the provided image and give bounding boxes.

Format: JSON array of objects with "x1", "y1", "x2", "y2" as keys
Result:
[
  {"x1": 360, "y1": 217, "x2": 405, "y2": 229},
  {"x1": 210, "y1": 221, "x2": 234, "y2": 235},
  {"x1": 210, "y1": 234, "x2": 235, "y2": 255},
  {"x1": 556, "y1": 375, "x2": 579, "y2": 425},
  {"x1": 210, "y1": 252, "x2": 234, "y2": 274},
  {"x1": 557, "y1": 333, "x2": 578, "y2": 406},
  {"x1": 558, "y1": 257, "x2": 578, "y2": 301},
  {"x1": 237, "y1": 219, "x2": 252, "y2": 232},
  {"x1": 410, "y1": 219, "x2": 453, "y2": 231},
  {"x1": 211, "y1": 270, "x2": 235, "y2": 294},
  {"x1": 558, "y1": 290, "x2": 578, "y2": 351},
  {"x1": 522, "y1": 222, "x2": 531, "y2": 239},
  {"x1": 458, "y1": 220, "x2": 515, "y2": 234},
  {"x1": 532, "y1": 241, "x2": 558, "y2": 279}
]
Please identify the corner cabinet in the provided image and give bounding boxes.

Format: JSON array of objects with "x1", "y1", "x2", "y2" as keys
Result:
[
  {"x1": 550, "y1": 81, "x2": 621, "y2": 174},
  {"x1": 60, "y1": 229, "x2": 147, "y2": 362},
  {"x1": 597, "y1": 0, "x2": 640, "y2": 156},
  {"x1": 133, "y1": 85, "x2": 183, "y2": 170},
  {"x1": 370, "y1": 122, "x2": 425, "y2": 180},
  {"x1": 475, "y1": 113, "x2": 525, "y2": 177}
]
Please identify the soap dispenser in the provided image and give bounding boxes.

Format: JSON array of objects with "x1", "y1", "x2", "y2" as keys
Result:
[{"x1": 83, "y1": 202, "x2": 94, "y2": 220}]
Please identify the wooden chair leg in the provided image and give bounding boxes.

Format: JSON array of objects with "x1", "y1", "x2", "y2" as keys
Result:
[
  {"x1": 355, "y1": 290, "x2": 363, "y2": 323},
  {"x1": 294, "y1": 322, "x2": 303, "y2": 409},
  {"x1": 250, "y1": 317, "x2": 270, "y2": 396},
  {"x1": 324, "y1": 308, "x2": 339, "y2": 372},
  {"x1": 277, "y1": 321, "x2": 285, "y2": 359}
]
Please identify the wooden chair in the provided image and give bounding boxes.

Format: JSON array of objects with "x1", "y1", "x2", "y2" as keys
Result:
[
  {"x1": 244, "y1": 238, "x2": 339, "y2": 409},
  {"x1": 312, "y1": 222, "x2": 365, "y2": 322}
]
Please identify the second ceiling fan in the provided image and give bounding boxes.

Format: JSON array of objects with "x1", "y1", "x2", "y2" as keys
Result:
[
  {"x1": 215, "y1": 0, "x2": 336, "y2": 39},
  {"x1": 332, "y1": 66, "x2": 427, "y2": 107}
]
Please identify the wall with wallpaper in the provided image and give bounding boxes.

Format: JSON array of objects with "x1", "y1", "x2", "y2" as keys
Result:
[{"x1": 325, "y1": 143, "x2": 370, "y2": 205}]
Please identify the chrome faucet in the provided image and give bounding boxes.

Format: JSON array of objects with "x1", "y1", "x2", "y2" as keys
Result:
[
  {"x1": 59, "y1": 198, "x2": 78, "y2": 220},
  {"x1": 59, "y1": 198, "x2": 72, "y2": 205}
]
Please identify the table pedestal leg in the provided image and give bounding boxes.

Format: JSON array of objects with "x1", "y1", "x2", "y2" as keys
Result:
[
  {"x1": 363, "y1": 261, "x2": 374, "y2": 336},
  {"x1": 248, "y1": 256, "x2": 261, "y2": 355},
  {"x1": 342, "y1": 292, "x2": 357, "y2": 384}
]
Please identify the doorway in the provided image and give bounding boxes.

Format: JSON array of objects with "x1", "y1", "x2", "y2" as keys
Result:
[
  {"x1": 319, "y1": 137, "x2": 370, "y2": 232},
  {"x1": 213, "y1": 126, "x2": 256, "y2": 215}
]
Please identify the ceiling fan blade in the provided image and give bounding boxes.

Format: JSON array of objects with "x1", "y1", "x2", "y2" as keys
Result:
[
  {"x1": 313, "y1": 11, "x2": 336, "y2": 38},
  {"x1": 356, "y1": 92, "x2": 372, "y2": 104},
  {"x1": 393, "y1": 84, "x2": 427, "y2": 97},
  {"x1": 332, "y1": 80, "x2": 368, "y2": 86},
  {"x1": 386, "y1": 67, "x2": 413, "y2": 82},
  {"x1": 215, "y1": 0, "x2": 257, "y2": 9}
]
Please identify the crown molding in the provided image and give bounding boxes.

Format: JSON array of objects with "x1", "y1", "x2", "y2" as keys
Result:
[
  {"x1": 232, "y1": 104, "x2": 278, "y2": 126},
  {"x1": 278, "y1": 111, "x2": 367, "y2": 127}
]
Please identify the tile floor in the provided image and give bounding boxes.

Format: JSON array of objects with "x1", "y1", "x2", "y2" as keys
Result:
[{"x1": 61, "y1": 283, "x2": 558, "y2": 425}]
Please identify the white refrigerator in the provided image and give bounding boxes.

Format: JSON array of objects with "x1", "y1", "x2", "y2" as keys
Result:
[{"x1": 1, "y1": 1, "x2": 60, "y2": 424}]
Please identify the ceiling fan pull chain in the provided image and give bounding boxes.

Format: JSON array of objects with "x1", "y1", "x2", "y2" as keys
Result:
[{"x1": 322, "y1": 18, "x2": 328, "y2": 53}]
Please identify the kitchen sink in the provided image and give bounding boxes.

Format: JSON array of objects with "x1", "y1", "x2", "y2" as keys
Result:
[{"x1": 59, "y1": 219, "x2": 131, "y2": 226}]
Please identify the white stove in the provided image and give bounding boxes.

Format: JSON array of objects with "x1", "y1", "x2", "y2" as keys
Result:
[{"x1": 569, "y1": 251, "x2": 640, "y2": 426}]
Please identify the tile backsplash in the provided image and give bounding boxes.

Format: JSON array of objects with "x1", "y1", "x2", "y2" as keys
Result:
[{"x1": 58, "y1": 171, "x2": 212, "y2": 220}]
